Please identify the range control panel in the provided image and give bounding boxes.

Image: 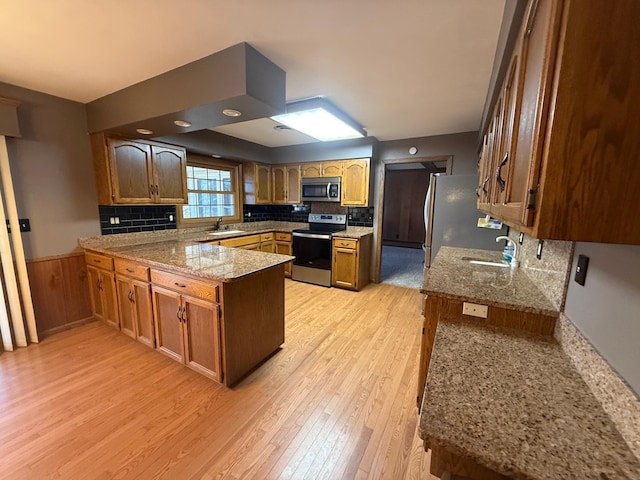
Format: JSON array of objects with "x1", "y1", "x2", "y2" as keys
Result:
[{"x1": 308, "y1": 214, "x2": 347, "y2": 225}]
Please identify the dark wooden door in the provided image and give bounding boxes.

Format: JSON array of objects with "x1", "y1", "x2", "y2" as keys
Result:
[{"x1": 382, "y1": 169, "x2": 430, "y2": 247}]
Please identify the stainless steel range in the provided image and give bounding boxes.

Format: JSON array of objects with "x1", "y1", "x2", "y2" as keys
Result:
[{"x1": 292, "y1": 213, "x2": 347, "y2": 287}]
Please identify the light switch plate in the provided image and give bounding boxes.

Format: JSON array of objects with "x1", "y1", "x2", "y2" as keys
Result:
[{"x1": 463, "y1": 302, "x2": 489, "y2": 318}]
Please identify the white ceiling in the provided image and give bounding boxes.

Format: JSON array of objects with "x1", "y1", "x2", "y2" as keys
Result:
[{"x1": 0, "y1": 0, "x2": 505, "y2": 146}]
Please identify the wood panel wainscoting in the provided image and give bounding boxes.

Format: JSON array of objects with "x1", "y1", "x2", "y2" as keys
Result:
[
  {"x1": 0, "y1": 280, "x2": 438, "y2": 479},
  {"x1": 26, "y1": 252, "x2": 93, "y2": 337}
]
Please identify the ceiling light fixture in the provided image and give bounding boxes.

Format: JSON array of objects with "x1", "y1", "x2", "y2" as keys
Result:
[
  {"x1": 222, "y1": 109, "x2": 242, "y2": 117},
  {"x1": 136, "y1": 128, "x2": 153, "y2": 135},
  {"x1": 173, "y1": 120, "x2": 192, "y2": 127},
  {"x1": 270, "y1": 97, "x2": 366, "y2": 142},
  {"x1": 212, "y1": 154, "x2": 222, "y2": 159}
]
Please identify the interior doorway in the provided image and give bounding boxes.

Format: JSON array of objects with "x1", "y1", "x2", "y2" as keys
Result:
[{"x1": 375, "y1": 156, "x2": 451, "y2": 287}]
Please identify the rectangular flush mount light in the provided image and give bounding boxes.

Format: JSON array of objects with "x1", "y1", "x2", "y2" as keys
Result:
[{"x1": 271, "y1": 97, "x2": 366, "y2": 141}]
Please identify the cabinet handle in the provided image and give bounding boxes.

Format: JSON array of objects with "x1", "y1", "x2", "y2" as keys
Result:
[
  {"x1": 496, "y1": 153, "x2": 508, "y2": 192},
  {"x1": 150, "y1": 184, "x2": 154, "y2": 196},
  {"x1": 181, "y1": 307, "x2": 187, "y2": 323},
  {"x1": 176, "y1": 307, "x2": 183, "y2": 322},
  {"x1": 155, "y1": 185, "x2": 159, "y2": 195},
  {"x1": 476, "y1": 175, "x2": 490, "y2": 197},
  {"x1": 97, "y1": 279, "x2": 102, "y2": 291},
  {"x1": 125, "y1": 268, "x2": 135, "y2": 273},
  {"x1": 174, "y1": 282, "x2": 187, "y2": 288}
]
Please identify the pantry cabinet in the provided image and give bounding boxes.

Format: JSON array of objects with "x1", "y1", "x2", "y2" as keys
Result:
[
  {"x1": 479, "y1": 0, "x2": 640, "y2": 244},
  {"x1": 90, "y1": 133, "x2": 187, "y2": 205}
]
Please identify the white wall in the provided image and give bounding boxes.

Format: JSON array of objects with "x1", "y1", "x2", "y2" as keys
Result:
[
  {"x1": 0, "y1": 82, "x2": 100, "y2": 259},
  {"x1": 564, "y1": 243, "x2": 640, "y2": 395}
]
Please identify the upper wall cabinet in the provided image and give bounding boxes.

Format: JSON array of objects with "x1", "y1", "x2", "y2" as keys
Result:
[
  {"x1": 342, "y1": 159, "x2": 370, "y2": 206},
  {"x1": 91, "y1": 133, "x2": 187, "y2": 205},
  {"x1": 272, "y1": 165, "x2": 301, "y2": 205},
  {"x1": 243, "y1": 162, "x2": 272, "y2": 205},
  {"x1": 301, "y1": 161, "x2": 343, "y2": 178},
  {"x1": 478, "y1": 0, "x2": 640, "y2": 244}
]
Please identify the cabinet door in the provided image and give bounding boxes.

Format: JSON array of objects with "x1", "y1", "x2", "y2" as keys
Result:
[
  {"x1": 132, "y1": 280, "x2": 154, "y2": 348},
  {"x1": 286, "y1": 165, "x2": 301, "y2": 204},
  {"x1": 507, "y1": 0, "x2": 561, "y2": 227},
  {"x1": 272, "y1": 166, "x2": 286, "y2": 204},
  {"x1": 151, "y1": 145, "x2": 187, "y2": 204},
  {"x1": 100, "y1": 270, "x2": 120, "y2": 330},
  {"x1": 321, "y1": 161, "x2": 342, "y2": 177},
  {"x1": 342, "y1": 159, "x2": 369, "y2": 206},
  {"x1": 152, "y1": 287, "x2": 184, "y2": 363},
  {"x1": 301, "y1": 163, "x2": 322, "y2": 178},
  {"x1": 255, "y1": 164, "x2": 272, "y2": 204},
  {"x1": 108, "y1": 139, "x2": 154, "y2": 203},
  {"x1": 332, "y1": 247, "x2": 358, "y2": 289},
  {"x1": 87, "y1": 266, "x2": 104, "y2": 320},
  {"x1": 116, "y1": 277, "x2": 136, "y2": 339},
  {"x1": 275, "y1": 241, "x2": 292, "y2": 277},
  {"x1": 182, "y1": 296, "x2": 222, "y2": 381},
  {"x1": 260, "y1": 241, "x2": 274, "y2": 253}
]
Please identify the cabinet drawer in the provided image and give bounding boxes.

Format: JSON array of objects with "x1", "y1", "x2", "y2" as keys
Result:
[
  {"x1": 115, "y1": 258, "x2": 150, "y2": 281},
  {"x1": 333, "y1": 238, "x2": 357, "y2": 249},
  {"x1": 275, "y1": 232, "x2": 292, "y2": 242},
  {"x1": 260, "y1": 233, "x2": 274, "y2": 242},
  {"x1": 219, "y1": 234, "x2": 261, "y2": 248},
  {"x1": 85, "y1": 252, "x2": 114, "y2": 271},
  {"x1": 150, "y1": 270, "x2": 219, "y2": 303}
]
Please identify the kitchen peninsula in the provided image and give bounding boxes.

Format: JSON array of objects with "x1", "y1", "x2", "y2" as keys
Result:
[{"x1": 80, "y1": 224, "x2": 298, "y2": 387}]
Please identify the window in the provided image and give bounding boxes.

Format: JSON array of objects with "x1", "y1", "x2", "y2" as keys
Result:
[{"x1": 179, "y1": 157, "x2": 242, "y2": 225}]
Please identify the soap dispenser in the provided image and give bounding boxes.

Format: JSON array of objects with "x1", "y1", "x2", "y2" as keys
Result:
[{"x1": 495, "y1": 236, "x2": 519, "y2": 268}]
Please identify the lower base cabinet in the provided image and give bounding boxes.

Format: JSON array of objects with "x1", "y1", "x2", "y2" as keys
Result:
[
  {"x1": 331, "y1": 235, "x2": 372, "y2": 291},
  {"x1": 116, "y1": 277, "x2": 154, "y2": 347},
  {"x1": 275, "y1": 232, "x2": 292, "y2": 277},
  {"x1": 86, "y1": 256, "x2": 119, "y2": 330}
]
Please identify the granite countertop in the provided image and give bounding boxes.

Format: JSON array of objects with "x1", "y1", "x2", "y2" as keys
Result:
[
  {"x1": 419, "y1": 318, "x2": 640, "y2": 479},
  {"x1": 422, "y1": 246, "x2": 558, "y2": 316},
  {"x1": 333, "y1": 226, "x2": 374, "y2": 238}
]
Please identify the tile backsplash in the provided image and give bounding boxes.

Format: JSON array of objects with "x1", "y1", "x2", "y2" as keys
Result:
[
  {"x1": 99, "y1": 205, "x2": 176, "y2": 235},
  {"x1": 243, "y1": 203, "x2": 374, "y2": 227}
]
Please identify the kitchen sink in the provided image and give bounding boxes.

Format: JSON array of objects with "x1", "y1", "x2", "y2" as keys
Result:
[
  {"x1": 207, "y1": 229, "x2": 245, "y2": 236},
  {"x1": 461, "y1": 256, "x2": 510, "y2": 268}
]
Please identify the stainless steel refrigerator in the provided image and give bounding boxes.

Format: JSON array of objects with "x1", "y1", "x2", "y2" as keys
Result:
[{"x1": 424, "y1": 174, "x2": 507, "y2": 267}]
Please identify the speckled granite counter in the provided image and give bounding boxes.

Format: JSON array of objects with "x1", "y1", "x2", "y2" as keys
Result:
[
  {"x1": 419, "y1": 318, "x2": 640, "y2": 479},
  {"x1": 333, "y1": 226, "x2": 374, "y2": 238},
  {"x1": 86, "y1": 240, "x2": 294, "y2": 282},
  {"x1": 421, "y1": 246, "x2": 557, "y2": 316}
]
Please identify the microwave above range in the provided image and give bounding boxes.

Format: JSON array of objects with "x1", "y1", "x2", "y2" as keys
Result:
[{"x1": 301, "y1": 177, "x2": 341, "y2": 202}]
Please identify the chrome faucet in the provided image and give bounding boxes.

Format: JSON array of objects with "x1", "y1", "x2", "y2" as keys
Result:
[
  {"x1": 214, "y1": 217, "x2": 223, "y2": 230},
  {"x1": 495, "y1": 235, "x2": 519, "y2": 268}
]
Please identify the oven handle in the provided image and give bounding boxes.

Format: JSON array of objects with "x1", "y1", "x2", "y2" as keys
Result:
[{"x1": 292, "y1": 232, "x2": 333, "y2": 240}]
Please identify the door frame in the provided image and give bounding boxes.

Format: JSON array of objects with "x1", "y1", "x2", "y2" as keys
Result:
[{"x1": 372, "y1": 155, "x2": 452, "y2": 283}]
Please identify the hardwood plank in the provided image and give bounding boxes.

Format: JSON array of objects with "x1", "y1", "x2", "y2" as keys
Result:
[{"x1": 0, "y1": 280, "x2": 434, "y2": 479}]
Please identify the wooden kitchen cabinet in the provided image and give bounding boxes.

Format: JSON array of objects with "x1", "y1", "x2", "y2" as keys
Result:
[
  {"x1": 331, "y1": 235, "x2": 372, "y2": 291},
  {"x1": 272, "y1": 165, "x2": 301, "y2": 204},
  {"x1": 85, "y1": 252, "x2": 119, "y2": 330},
  {"x1": 115, "y1": 259, "x2": 154, "y2": 348},
  {"x1": 341, "y1": 159, "x2": 370, "y2": 206},
  {"x1": 151, "y1": 272, "x2": 222, "y2": 382},
  {"x1": 479, "y1": 0, "x2": 640, "y2": 244},
  {"x1": 301, "y1": 161, "x2": 342, "y2": 178},
  {"x1": 90, "y1": 133, "x2": 187, "y2": 205},
  {"x1": 274, "y1": 232, "x2": 293, "y2": 277},
  {"x1": 243, "y1": 162, "x2": 272, "y2": 204},
  {"x1": 260, "y1": 233, "x2": 274, "y2": 253},
  {"x1": 219, "y1": 234, "x2": 261, "y2": 250}
]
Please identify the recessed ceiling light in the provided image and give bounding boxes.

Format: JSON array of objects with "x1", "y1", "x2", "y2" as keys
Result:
[
  {"x1": 212, "y1": 154, "x2": 222, "y2": 159},
  {"x1": 173, "y1": 120, "x2": 192, "y2": 128},
  {"x1": 222, "y1": 109, "x2": 242, "y2": 117},
  {"x1": 136, "y1": 128, "x2": 153, "y2": 135}
]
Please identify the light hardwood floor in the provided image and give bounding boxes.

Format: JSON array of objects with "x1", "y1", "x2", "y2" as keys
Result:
[{"x1": 0, "y1": 280, "x2": 436, "y2": 479}]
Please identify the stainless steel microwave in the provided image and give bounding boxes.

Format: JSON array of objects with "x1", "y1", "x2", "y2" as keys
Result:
[{"x1": 301, "y1": 177, "x2": 341, "y2": 202}]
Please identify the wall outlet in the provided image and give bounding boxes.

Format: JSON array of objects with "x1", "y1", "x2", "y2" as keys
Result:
[{"x1": 462, "y1": 302, "x2": 489, "y2": 318}]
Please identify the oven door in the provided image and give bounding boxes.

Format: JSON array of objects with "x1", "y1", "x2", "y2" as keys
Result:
[{"x1": 291, "y1": 232, "x2": 333, "y2": 287}]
